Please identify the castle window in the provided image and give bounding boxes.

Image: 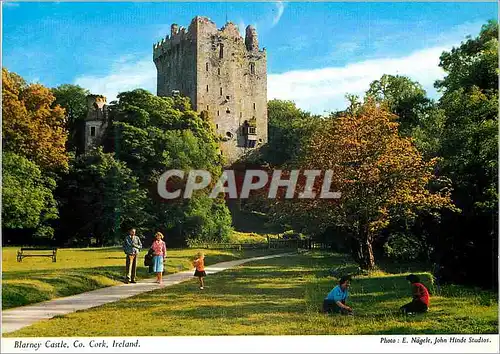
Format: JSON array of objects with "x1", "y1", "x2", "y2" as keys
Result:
[
  {"x1": 207, "y1": 105, "x2": 209, "y2": 110},
  {"x1": 90, "y1": 126, "x2": 96, "y2": 137},
  {"x1": 220, "y1": 87, "x2": 223, "y2": 96},
  {"x1": 253, "y1": 103, "x2": 256, "y2": 110},
  {"x1": 226, "y1": 95, "x2": 230, "y2": 101},
  {"x1": 217, "y1": 110, "x2": 220, "y2": 116},
  {"x1": 247, "y1": 140, "x2": 257, "y2": 148},
  {"x1": 226, "y1": 108, "x2": 230, "y2": 114},
  {"x1": 206, "y1": 62, "x2": 209, "y2": 71},
  {"x1": 216, "y1": 124, "x2": 219, "y2": 129},
  {"x1": 218, "y1": 68, "x2": 221, "y2": 75},
  {"x1": 206, "y1": 85, "x2": 209, "y2": 92},
  {"x1": 250, "y1": 63, "x2": 255, "y2": 74},
  {"x1": 240, "y1": 112, "x2": 242, "y2": 118},
  {"x1": 219, "y1": 44, "x2": 224, "y2": 59}
]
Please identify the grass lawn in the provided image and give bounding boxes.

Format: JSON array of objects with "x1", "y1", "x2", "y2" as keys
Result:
[
  {"x1": 228, "y1": 231, "x2": 280, "y2": 244},
  {"x1": 1, "y1": 247, "x2": 284, "y2": 310},
  {"x1": 5, "y1": 251, "x2": 497, "y2": 336}
]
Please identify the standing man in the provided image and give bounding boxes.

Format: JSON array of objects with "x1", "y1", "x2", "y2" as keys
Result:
[{"x1": 123, "y1": 228, "x2": 142, "y2": 284}]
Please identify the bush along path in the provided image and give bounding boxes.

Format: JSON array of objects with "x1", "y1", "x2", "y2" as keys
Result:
[{"x1": 1, "y1": 253, "x2": 294, "y2": 334}]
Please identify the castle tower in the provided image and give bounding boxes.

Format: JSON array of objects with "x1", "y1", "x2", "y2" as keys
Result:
[
  {"x1": 153, "y1": 16, "x2": 268, "y2": 163},
  {"x1": 84, "y1": 94, "x2": 108, "y2": 152}
]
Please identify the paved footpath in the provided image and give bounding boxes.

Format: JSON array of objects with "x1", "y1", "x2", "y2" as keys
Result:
[{"x1": 1, "y1": 252, "x2": 293, "y2": 334}]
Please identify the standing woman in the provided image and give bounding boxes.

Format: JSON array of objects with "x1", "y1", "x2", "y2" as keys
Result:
[{"x1": 151, "y1": 232, "x2": 167, "y2": 284}]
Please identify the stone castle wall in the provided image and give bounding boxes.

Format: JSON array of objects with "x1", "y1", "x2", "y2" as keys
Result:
[
  {"x1": 153, "y1": 16, "x2": 268, "y2": 163},
  {"x1": 84, "y1": 95, "x2": 108, "y2": 152}
]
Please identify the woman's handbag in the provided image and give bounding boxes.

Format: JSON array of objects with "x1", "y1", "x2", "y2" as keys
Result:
[{"x1": 144, "y1": 248, "x2": 154, "y2": 266}]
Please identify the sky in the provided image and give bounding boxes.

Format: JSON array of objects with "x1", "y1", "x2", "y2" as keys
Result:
[{"x1": 3, "y1": 1, "x2": 498, "y2": 114}]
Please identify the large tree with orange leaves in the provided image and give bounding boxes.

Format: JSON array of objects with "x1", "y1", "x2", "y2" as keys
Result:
[
  {"x1": 273, "y1": 99, "x2": 456, "y2": 269},
  {"x1": 2, "y1": 68, "x2": 68, "y2": 172}
]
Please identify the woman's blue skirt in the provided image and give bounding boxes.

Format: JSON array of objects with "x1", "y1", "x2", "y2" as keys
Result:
[{"x1": 152, "y1": 255, "x2": 164, "y2": 273}]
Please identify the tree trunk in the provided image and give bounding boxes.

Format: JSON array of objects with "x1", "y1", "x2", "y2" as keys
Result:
[{"x1": 359, "y1": 239, "x2": 375, "y2": 270}]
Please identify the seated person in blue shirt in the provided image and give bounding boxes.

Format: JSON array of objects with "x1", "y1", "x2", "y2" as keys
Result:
[{"x1": 322, "y1": 276, "x2": 353, "y2": 315}]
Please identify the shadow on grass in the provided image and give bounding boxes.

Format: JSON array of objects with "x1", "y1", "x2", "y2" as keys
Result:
[
  {"x1": 2, "y1": 283, "x2": 54, "y2": 308},
  {"x1": 2, "y1": 266, "x2": 147, "y2": 309},
  {"x1": 376, "y1": 259, "x2": 433, "y2": 275}
]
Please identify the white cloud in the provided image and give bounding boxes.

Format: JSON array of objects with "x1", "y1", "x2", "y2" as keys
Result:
[
  {"x1": 268, "y1": 46, "x2": 448, "y2": 115},
  {"x1": 268, "y1": 20, "x2": 485, "y2": 115},
  {"x1": 74, "y1": 56, "x2": 156, "y2": 102},
  {"x1": 238, "y1": 19, "x2": 246, "y2": 38},
  {"x1": 271, "y1": 2, "x2": 285, "y2": 27}
]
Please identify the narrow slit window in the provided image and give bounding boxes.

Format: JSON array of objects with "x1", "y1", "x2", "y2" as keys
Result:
[
  {"x1": 253, "y1": 103, "x2": 256, "y2": 110},
  {"x1": 240, "y1": 112, "x2": 242, "y2": 118},
  {"x1": 218, "y1": 68, "x2": 221, "y2": 75},
  {"x1": 226, "y1": 95, "x2": 230, "y2": 100},
  {"x1": 206, "y1": 62, "x2": 209, "y2": 71},
  {"x1": 250, "y1": 63, "x2": 255, "y2": 74},
  {"x1": 206, "y1": 85, "x2": 209, "y2": 92},
  {"x1": 217, "y1": 111, "x2": 220, "y2": 116},
  {"x1": 207, "y1": 105, "x2": 209, "y2": 110},
  {"x1": 216, "y1": 124, "x2": 219, "y2": 129},
  {"x1": 219, "y1": 44, "x2": 224, "y2": 59},
  {"x1": 226, "y1": 108, "x2": 230, "y2": 114},
  {"x1": 90, "y1": 126, "x2": 96, "y2": 137},
  {"x1": 220, "y1": 87, "x2": 223, "y2": 96}
]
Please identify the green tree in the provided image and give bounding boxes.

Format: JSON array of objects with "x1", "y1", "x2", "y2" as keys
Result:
[
  {"x1": 264, "y1": 99, "x2": 321, "y2": 166},
  {"x1": 2, "y1": 152, "x2": 58, "y2": 242},
  {"x1": 52, "y1": 84, "x2": 90, "y2": 154},
  {"x1": 110, "y1": 89, "x2": 222, "y2": 182},
  {"x1": 366, "y1": 75, "x2": 445, "y2": 158},
  {"x1": 433, "y1": 20, "x2": 498, "y2": 288},
  {"x1": 106, "y1": 89, "x2": 231, "y2": 246},
  {"x1": 56, "y1": 148, "x2": 149, "y2": 246},
  {"x1": 366, "y1": 75, "x2": 430, "y2": 133}
]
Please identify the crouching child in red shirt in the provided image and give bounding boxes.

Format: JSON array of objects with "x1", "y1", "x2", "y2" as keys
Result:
[{"x1": 400, "y1": 274, "x2": 430, "y2": 314}]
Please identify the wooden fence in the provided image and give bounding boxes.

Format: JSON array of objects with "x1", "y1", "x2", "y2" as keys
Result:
[{"x1": 193, "y1": 239, "x2": 336, "y2": 251}]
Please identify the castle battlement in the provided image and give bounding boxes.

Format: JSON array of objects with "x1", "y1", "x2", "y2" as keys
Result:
[{"x1": 153, "y1": 16, "x2": 264, "y2": 61}]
